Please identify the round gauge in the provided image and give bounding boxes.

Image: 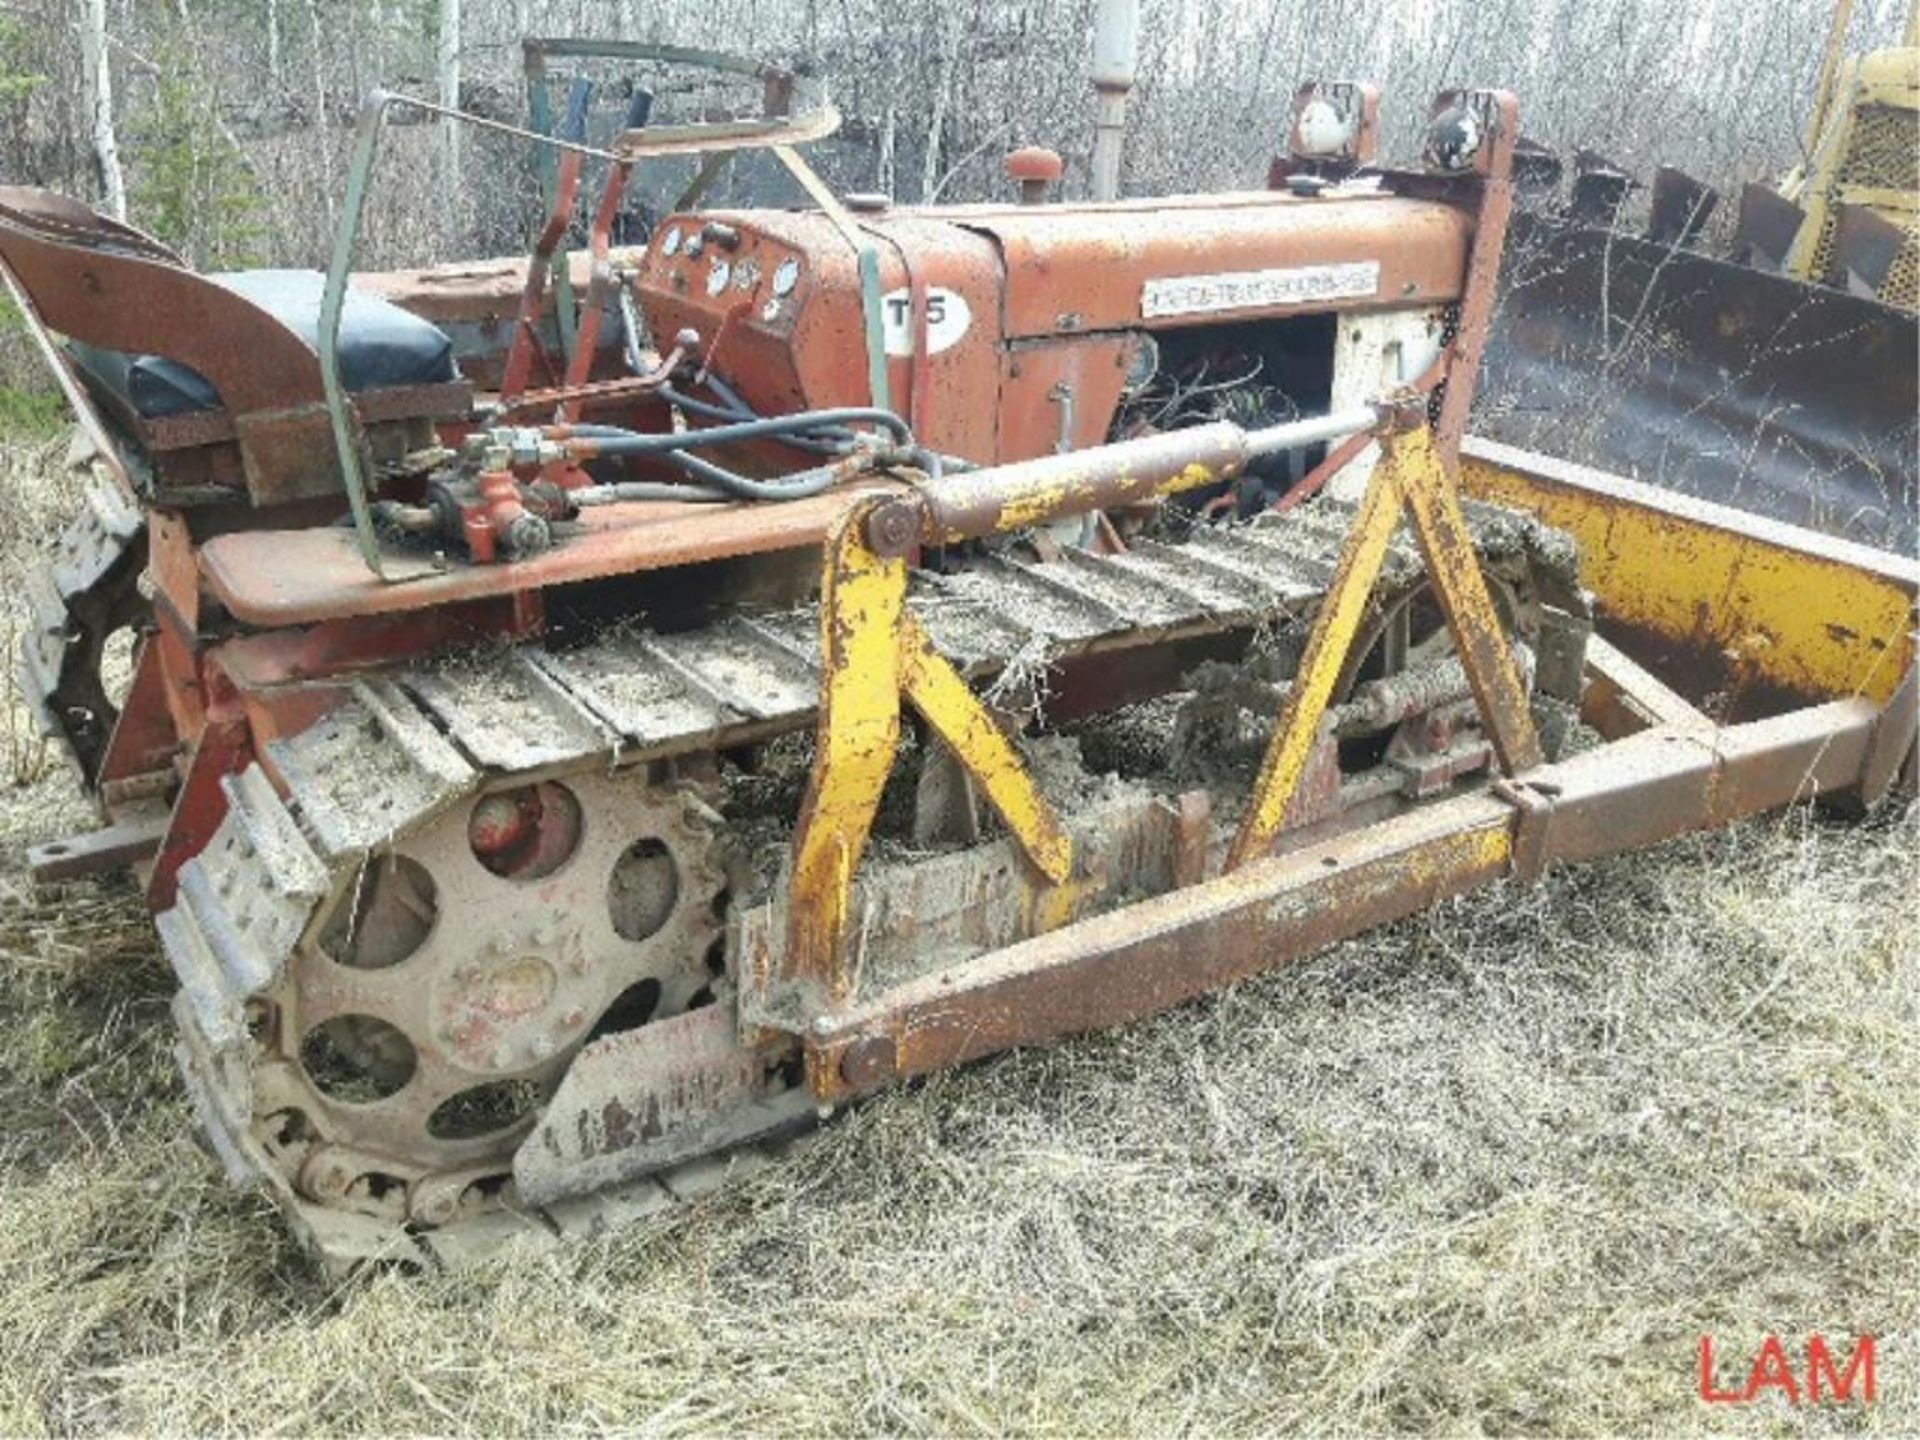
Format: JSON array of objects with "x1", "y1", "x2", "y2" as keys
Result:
[
  {"x1": 771, "y1": 257, "x2": 801, "y2": 298},
  {"x1": 761, "y1": 298, "x2": 782, "y2": 323},
  {"x1": 706, "y1": 259, "x2": 732, "y2": 296},
  {"x1": 685, "y1": 232, "x2": 704, "y2": 259},
  {"x1": 734, "y1": 258, "x2": 761, "y2": 292},
  {"x1": 660, "y1": 226, "x2": 682, "y2": 257}
]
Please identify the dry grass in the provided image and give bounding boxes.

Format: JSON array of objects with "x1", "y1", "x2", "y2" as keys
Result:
[{"x1": 1, "y1": 435, "x2": 1915, "y2": 1436}]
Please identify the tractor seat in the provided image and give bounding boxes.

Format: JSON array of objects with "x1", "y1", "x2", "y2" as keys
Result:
[{"x1": 66, "y1": 269, "x2": 458, "y2": 420}]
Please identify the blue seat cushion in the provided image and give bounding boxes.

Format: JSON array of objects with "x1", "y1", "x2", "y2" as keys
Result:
[{"x1": 68, "y1": 269, "x2": 458, "y2": 420}]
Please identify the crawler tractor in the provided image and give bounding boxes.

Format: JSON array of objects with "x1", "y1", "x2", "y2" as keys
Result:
[{"x1": 4, "y1": 49, "x2": 1914, "y2": 1271}]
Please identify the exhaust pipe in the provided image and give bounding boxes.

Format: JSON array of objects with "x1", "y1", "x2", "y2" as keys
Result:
[{"x1": 1090, "y1": 0, "x2": 1139, "y2": 202}]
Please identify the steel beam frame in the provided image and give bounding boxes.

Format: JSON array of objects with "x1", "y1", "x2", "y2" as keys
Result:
[
  {"x1": 802, "y1": 692, "x2": 1893, "y2": 1102},
  {"x1": 779, "y1": 435, "x2": 1918, "y2": 1105}
]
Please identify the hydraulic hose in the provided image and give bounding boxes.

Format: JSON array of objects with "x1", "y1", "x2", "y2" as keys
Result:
[
  {"x1": 574, "y1": 406, "x2": 914, "y2": 455},
  {"x1": 666, "y1": 449, "x2": 841, "y2": 500},
  {"x1": 659, "y1": 378, "x2": 870, "y2": 457},
  {"x1": 565, "y1": 388, "x2": 958, "y2": 503},
  {"x1": 573, "y1": 480, "x2": 731, "y2": 505}
]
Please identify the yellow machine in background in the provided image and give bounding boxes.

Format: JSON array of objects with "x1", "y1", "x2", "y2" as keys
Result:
[
  {"x1": 1482, "y1": 0, "x2": 1918, "y2": 553},
  {"x1": 1780, "y1": 0, "x2": 1919, "y2": 306}
]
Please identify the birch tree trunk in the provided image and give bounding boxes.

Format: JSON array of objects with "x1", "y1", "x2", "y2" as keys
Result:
[
  {"x1": 921, "y1": 13, "x2": 957, "y2": 203},
  {"x1": 438, "y1": 0, "x2": 462, "y2": 245},
  {"x1": 79, "y1": 0, "x2": 127, "y2": 221},
  {"x1": 305, "y1": 0, "x2": 335, "y2": 230},
  {"x1": 438, "y1": 0, "x2": 462, "y2": 181},
  {"x1": 878, "y1": 105, "x2": 897, "y2": 198}
]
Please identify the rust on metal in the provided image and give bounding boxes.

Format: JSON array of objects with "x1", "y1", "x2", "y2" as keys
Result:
[
  {"x1": 1582, "y1": 635, "x2": 1712, "y2": 739},
  {"x1": 197, "y1": 485, "x2": 901, "y2": 626},
  {"x1": 1390, "y1": 425, "x2": 1542, "y2": 773},
  {"x1": 784, "y1": 502, "x2": 911, "y2": 1001},
  {"x1": 952, "y1": 190, "x2": 1472, "y2": 340},
  {"x1": 1428, "y1": 90, "x2": 1519, "y2": 459},
  {"x1": 4, "y1": 60, "x2": 1913, "y2": 1273},
  {"x1": 1461, "y1": 437, "x2": 1919, "y2": 705},
  {"x1": 0, "y1": 187, "x2": 476, "y2": 506},
  {"x1": 1230, "y1": 441, "x2": 1407, "y2": 866},
  {"x1": 915, "y1": 423, "x2": 1248, "y2": 544},
  {"x1": 783, "y1": 497, "x2": 1076, "y2": 1002},
  {"x1": 28, "y1": 809, "x2": 169, "y2": 883},
  {"x1": 1230, "y1": 420, "x2": 1541, "y2": 867},
  {"x1": 804, "y1": 683, "x2": 1901, "y2": 1101},
  {"x1": 1481, "y1": 211, "x2": 1917, "y2": 552},
  {"x1": 807, "y1": 794, "x2": 1517, "y2": 1099}
]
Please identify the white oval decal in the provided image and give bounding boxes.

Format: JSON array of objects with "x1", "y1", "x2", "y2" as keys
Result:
[{"x1": 881, "y1": 286, "x2": 972, "y2": 357}]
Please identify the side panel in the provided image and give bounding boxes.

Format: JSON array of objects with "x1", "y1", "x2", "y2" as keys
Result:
[{"x1": 957, "y1": 192, "x2": 1471, "y2": 338}]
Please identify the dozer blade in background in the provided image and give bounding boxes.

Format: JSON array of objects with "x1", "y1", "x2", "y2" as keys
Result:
[{"x1": 1477, "y1": 212, "x2": 1918, "y2": 555}]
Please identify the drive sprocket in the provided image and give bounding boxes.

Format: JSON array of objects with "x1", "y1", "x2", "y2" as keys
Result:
[{"x1": 247, "y1": 769, "x2": 728, "y2": 1230}]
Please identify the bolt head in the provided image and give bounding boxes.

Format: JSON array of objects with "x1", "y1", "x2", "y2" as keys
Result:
[
  {"x1": 864, "y1": 499, "x2": 923, "y2": 558},
  {"x1": 504, "y1": 512, "x2": 552, "y2": 560}
]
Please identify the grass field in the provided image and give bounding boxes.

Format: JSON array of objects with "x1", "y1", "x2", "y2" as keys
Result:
[{"x1": 1, "y1": 431, "x2": 1915, "y2": 1435}]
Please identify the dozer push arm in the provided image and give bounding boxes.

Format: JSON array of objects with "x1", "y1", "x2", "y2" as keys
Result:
[{"x1": 768, "y1": 403, "x2": 1543, "y2": 1057}]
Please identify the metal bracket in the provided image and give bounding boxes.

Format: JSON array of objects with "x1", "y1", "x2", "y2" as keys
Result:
[
  {"x1": 773, "y1": 144, "x2": 892, "y2": 415},
  {"x1": 1228, "y1": 418, "x2": 1543, "y2": 868},
  {"x1": 1492, "y1": 774, "x2": 1557, "y2": 883},
  {"x1": 781, "y1": 497, "x2": 1074, "y2": 1004},
  {"x1": 1858, "y1": 638, "x2": 1920, "y2": 807}
]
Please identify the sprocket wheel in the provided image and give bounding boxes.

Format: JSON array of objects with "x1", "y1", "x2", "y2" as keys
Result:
[{"x1": 247, "y1": 767, "x2": 729, "y2": 1228}]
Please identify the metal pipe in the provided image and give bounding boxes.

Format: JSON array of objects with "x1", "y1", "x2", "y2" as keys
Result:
[
  {"x1": 911, "y1": 405, "x2": 1383, "y2": 545},
  {"x1": 1090, "y1": 0, "x2": 1139, "y2": 201},
  {"x1": 574, "y1": 481, "x2": 730, "y2": 505},
  {"x1": 1244, "y1": 405, "x2": 1384, "y2": 458},
  {"x1": 916, "y1": 422, "x2": 1248, "y2": 544}
]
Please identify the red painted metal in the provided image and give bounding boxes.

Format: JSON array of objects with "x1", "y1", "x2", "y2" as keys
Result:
[
  {"x1": 500, "y1": 145, "x2": 589, "y2": 400},
  {"x1": 560, "y1": 156, "x2": 640, "y2": 421}
]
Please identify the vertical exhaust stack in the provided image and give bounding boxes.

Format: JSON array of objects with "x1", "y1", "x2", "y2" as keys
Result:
[{"x1": 1090, "y1": 0, "x2": 1139, "y2": 201}]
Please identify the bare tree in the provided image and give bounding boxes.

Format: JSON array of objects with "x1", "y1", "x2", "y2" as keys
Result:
[
  {"x1": 3, "y1": 0, "x2": 1909, "y2": 275},
  {"x1": 304, "y1": 0, "x2": 335, "y2": 231},
  {"x1": 439, "y1": 0, "x2": 462, "y2": 202},
  {"x1": 78, "y1": 0, "x2": 125, "y2": 220},
  {"x1": 920, "y1": 8, "x2": 958, "y2": 202}
]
